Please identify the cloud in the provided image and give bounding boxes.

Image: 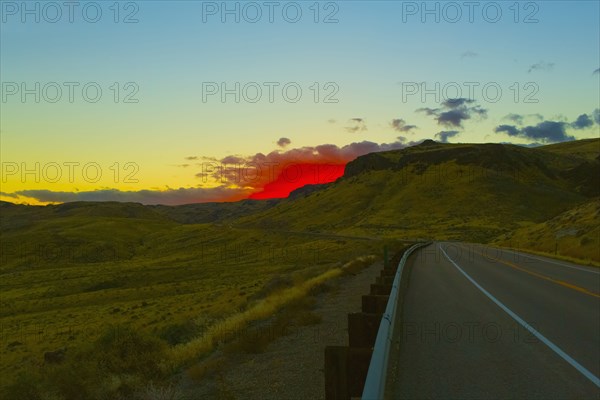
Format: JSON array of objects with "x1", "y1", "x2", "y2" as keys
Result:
[
  {"x1": 528, "y1": 61, "x2": 555, "y2": 73},
  {"x1": 593, "y1": 68, "x2": 600, "y2": 75},
  {"x1": 345, "y1": 118, "x2": 367, "y2": 133},
  {"x1": 417, "y1": 98, "x2": 487, "y2": 128},
  {"x1": 495, "y1": 125, "x2": 521, "y2": 136},
  {"x1": 0, "y1": 191, "x2": 19, "y2": 199},
  {"x1": 327, "y1": 119, "x2": 336, "y2": 124},
  {"x1": 434, "y1": 130, "x2": 460, "y2": 143},
  {"x1": 199, "y1": 138, "x2": 418, "y2": 192},
  {"x1": 496, "y1": 110, "x2": 599, "y2": 143},
  {"x1": 11, "y1": 137, "x2": 427, "y2": 205},
  {"x1": 442, "y1": 98, "x2": 474, "y2": 109},
  {"x1": 503, "y1": 113, "x2": 524, "y2": 125},
  {"x1": 15, "y1": 186, "x2": 251, "y2": 206},
  {"x1": 390, "y1": 118, "x2": 417, "y2": 133},
  {"x1": 494, "y1": 121, "x2": 575, "y2": 143},
  {"x1": 530, "y1": 113, "x2": 544, "y2": 121},
  {"x1": 521, "y1": 121, "x2": 574, "y2": 142},
  {"x1": 277, "y1": 137, "x2": 291, "y2": 147},
  {"x1": 184, "y1": 156, "x2": 198, "y2": 161},
  {"x1": 460, "y1": 51, "x2": 478, "y2": 59},
  {"x1": 571, "y1": 114, "x2": 594, "y2": 130},
  {"x1": 502, "y1": 113, "x2": 544, "y2": 125}
]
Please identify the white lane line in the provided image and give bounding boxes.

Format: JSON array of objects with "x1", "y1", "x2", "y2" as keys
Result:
[{"x1": 439, "y1": 245, "x2": 600, "y2": 388}]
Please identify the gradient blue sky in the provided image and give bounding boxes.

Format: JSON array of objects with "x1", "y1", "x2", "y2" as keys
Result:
[{"x1": 1, "y1": 0, "x2": 599, "y2": 204}]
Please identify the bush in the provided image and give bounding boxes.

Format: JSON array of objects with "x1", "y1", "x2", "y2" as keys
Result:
[
  {"x1": 95, "y1": 325, "x2": 168, "y2": 381},
  {"x1": 159, "y1": 321, "x2": 197, "y2": 346}
]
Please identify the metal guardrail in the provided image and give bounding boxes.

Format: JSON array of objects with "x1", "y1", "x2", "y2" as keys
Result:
[{"x1": 361, "y1": 242, "x2": 429, "y2": 400}]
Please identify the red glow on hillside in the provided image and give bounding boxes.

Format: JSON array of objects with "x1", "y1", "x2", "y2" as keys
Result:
[{"x1": 248, "y1": 163, "x2": 346, "y2": 200}]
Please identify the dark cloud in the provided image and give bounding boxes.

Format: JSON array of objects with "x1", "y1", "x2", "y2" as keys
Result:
[
  {"x1": 528, "y1": 61, "x2": 555, "y2": 73},
  {"x1": 416, "y1": 107, "x2": 436, "y2": 116},
  {"x1": 497, "y1": 110, "x2": 599, "y2": 142},
  {"x1": 502, "y1": 113, "x2": 545, "y2": 126},
  {"x1": 593, "y1": 68, "x2": 600, "y2": 75},
  {"x1": 327, "y1": 119, "x2": 336, "y2": 124},
  {"x1": 503, "y1": 113, "x2": 524, "y2": 125},
  {"x1": 495, "y1": 125, "x2": 521, "y2": 136},
  {"x1": 390, "y1": 118, "x2": 417, "y2": 133},
  {"x1": 442, "y1": 98, "x2": 474, "y2": 109},
  {"x1": 521, "y1": 121, "x2": 574, "y2": 142},
  {"x1": 200, "y1": 138, "x2": 419, "y2": 191},
  {"x1": 417, "y1": 98, "x2": 487, "y2": 128},
  {"x1": 434, "y1": 131, "x2": 460, "y2": 143},
  {"x1": 529, "y1": 113, "x2": 544, "y2": 122},
  {"x1": 495, "y1": 121, "x2": 574, "y2": 143},
  {"x1": 13, "y1": 137, "x2": 429, "y2": 205},
  {"x1": 184, "y1": 156, "x2": 198, "y2": 161},
  {"x1": 345, "y1": 118, "x2": 367, "y2": 133},
  {"x1": 277, "y1": 137, "x2": 291, "y2": 147},
  {"x1": 15, "y1": 186, "x2": 251, "y2": 206},
  {"x1": 0, "y1": 191, "x2": 19, "y2": 199},
  {"x1": 460, "y1": 51, "x2": 478, "y2": 59},
  {"x1": 571, "y1": 114, "x2": 594, "y2": 130},
  {"x1": 437, "y1": 109, "x2": 470, "y2": 127}
]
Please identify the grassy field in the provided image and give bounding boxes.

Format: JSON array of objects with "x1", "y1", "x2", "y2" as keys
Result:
[{"x1": 0, "y1": 202, "x2": 394, "y2": 398}]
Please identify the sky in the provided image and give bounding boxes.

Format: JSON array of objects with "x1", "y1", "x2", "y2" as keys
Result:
[{"x1": 1, "y1": 0, "x2": 599, "y2": 205}]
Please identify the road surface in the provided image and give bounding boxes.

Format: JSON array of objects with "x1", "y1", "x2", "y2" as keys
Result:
[{"x1": 386, "y1": 242, "x2": 600, "y2": 399}]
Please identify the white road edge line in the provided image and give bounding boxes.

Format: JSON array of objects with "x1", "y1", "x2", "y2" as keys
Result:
[
  {"x1": 439, "y1": 244, "x2": 600, "y2": 388},
  {"x1": 495, "y1": 246, "x2": 600, "y2": 275}
]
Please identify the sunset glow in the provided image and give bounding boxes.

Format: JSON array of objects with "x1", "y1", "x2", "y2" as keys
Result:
[{"x1": 248, "y1": 163, "x2": 346, "y2": 200}]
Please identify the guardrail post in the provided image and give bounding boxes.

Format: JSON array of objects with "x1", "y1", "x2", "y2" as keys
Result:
[
  {"x1": 362, "y1": 294, "x2": 389, "y2": 314},
  {"x1": 384, "y1": 245, "x2": 389, "y2": 269},
  {"x1": 324, "y1": 346, "x2": 349, "y2": 399},
  {"x1": 348, "y1": 312, "x2": 381, "y2": 348},
  {"x1": 324, "y1": 346, "x2": 373, "y2": 400}
]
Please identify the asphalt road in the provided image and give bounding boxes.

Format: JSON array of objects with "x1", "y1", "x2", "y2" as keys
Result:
[{"x1": 386, "y1": 242, "x2": 600, "y2": 399}]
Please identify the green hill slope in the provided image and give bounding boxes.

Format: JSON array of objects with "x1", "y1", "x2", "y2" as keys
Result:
[
  {"x1": 494, "y1": 198, "x2": 600, "y2": 264},
  {"x1": 236, "y1": 140, "x2": 599, "y2": 242}
]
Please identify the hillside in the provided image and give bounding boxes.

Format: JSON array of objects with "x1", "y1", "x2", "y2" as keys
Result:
[
  {"x1": 540, "y1": 138, "x2": 600, "y2": 161},
  {"x1": 150, "y1": 199, "x2": 278, "y2": 224},
  {"x1": 494, "y1": 198, "x2": 600, "y2": 264},
  {"x1": 234, "y1": 139, "x2": 600, "y2": 242}
]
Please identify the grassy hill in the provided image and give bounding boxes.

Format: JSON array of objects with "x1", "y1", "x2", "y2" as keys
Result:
[
  {"x1": 539, "y1": 137, "x2": 600, "y2": 161},
  {"x1": 0, "y1": 201, "x2": 388, "y2": 399},
  {"x1": 149, "y1": 199, "x2": 279, "y2": 224},
  {"x1": 235, "y1": 139, "x2": 599, "y2": 242},
  {"x1": 494, "y1": 198, "x2": 600, "y2": 264}
]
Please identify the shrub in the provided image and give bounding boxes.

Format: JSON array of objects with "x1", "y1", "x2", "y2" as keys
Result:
[
  {"x1": 159, "y1": 321, "x2": 197, "y2": 346},
  {"x1": 95, "y1": 325, "x2": 168, "y2": 381}
]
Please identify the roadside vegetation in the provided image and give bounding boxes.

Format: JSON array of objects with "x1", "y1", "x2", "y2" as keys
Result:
[{"x1": 0, "y1": 203, "x2": 387, "y2": 398}]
